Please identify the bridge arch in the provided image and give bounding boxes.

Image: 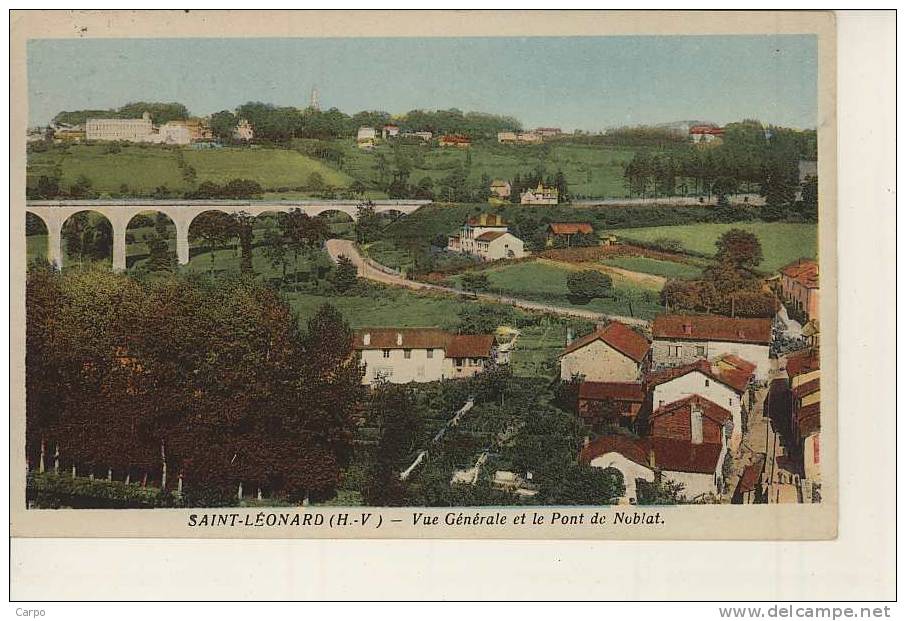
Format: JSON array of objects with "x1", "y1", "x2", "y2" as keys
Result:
[
  {"x1": 60, "y1": 210, "x2": 114, "y2": 270},
  {"x1": 126, "y1": 211, "x2": 177, "y2": 272},
  {"x1": 26, "y1": 211, "x2": 50, "y2": 262}
]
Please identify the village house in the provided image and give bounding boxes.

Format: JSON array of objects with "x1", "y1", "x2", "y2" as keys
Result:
[
  {"x1": 689, "y1": 124, "x2": 724, "y2": 144},
  {"x1": 580, "y1": 434, "x2": 727, "y2": 503},
  {"x1": 356, "y1": 126, "x2": 377, "y2": 149},
  {"x1": 496, "y1": 131, "x2": 542, "y2": 144},
  {"x1": 438, "y1": 134, "x2": 471, "y2": 148},
  {"x1": 559, "y1": 321, "x2": 651, "y2": 383},
  {"x1": 646, "y1": 359, "x2": 752, "y2": 452},
  {"x1": 158, "y1": 121, "x2": 192, "y2": 145},
  {"x1": 52, "y1": 123, "x2": 85, "y2": 142},
  {"x1": 520, "y1": 182, "x2": 559, "y2": 205},
  {"x1": 234, "y1": 119, "x2": 254, "y2": 141},
  {"x1": 489, "y1": 179, "x2": 512, "y2": 200},
  {"x1": 535, "y1": 127, "x2": 562, "y2": 138},
  {"x1": 789, "y1": 360, "x2": 821, "y2": 502},
  {"x1": 651, "y1": 314, "x2": 773, "y2": 381},
  {"x1": 577, "y1": 381, "x2": 646, "y2": 426},
  {"x1": 779, "y1": 258, "x2": 819, "y2": 323},
  {"x1": 546, "y1": 222, "x2": 594, "y2": 247},
  {"x1": 447, "y1": 214, "x2": 526, "y2": 261},
  {"x1": 353, "y1": 328, "x2": 496, "y2": 385},
  {"x1": 405, "y1": 131, "x2": 433, "y2": 142},
  {"x1": 382, "y1": 124, "x2": 400, "y2": 139}
]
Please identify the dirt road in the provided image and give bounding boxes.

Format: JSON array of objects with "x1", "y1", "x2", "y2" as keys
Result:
[{"x1": 324, "y1": 239, "x2": 649, "y2": 327}]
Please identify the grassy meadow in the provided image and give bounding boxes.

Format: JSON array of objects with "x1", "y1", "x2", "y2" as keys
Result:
[
  {"x1": 27, "y1": 144, "x2": 351, "y2": 196},
  {"x1": 599, "y1": 255, "x2": 703, "y2": 279},
  {"x1": 610, "y1": 221, "x2": 817, "y2": 273},
  {"x1": 449, "y1": 260, "x2": 663, "y2": 320}
]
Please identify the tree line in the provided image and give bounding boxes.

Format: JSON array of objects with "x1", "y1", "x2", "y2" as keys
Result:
[
  {"x1": 53, "y1": 102, "x2": 190, "y2": 127},
  {"x1": 26, "y1": 265, "x2": 363, "y2": 506},
  {"x1": 621, "y1": 120, "x2": 817, "y2": 220}
]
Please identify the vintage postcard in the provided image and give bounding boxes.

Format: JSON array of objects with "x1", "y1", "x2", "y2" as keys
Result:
[{"x1": 10, "y1": 10, "x2": 837, "y2": 539}]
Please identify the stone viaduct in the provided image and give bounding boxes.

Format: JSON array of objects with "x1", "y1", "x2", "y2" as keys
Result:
[{"x1": 25, "y1": 199, "x2": 431, "y2": 272}]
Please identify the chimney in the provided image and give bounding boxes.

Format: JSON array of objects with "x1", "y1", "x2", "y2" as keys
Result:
[
  {"x1": 583, "y1": 435, "x2": 590, "y2": 447},
  {"x1": 682, "y1": 322, "x2": 693, "y2": 335},
  {"x1": 648, "y1": 448, "x2": 656, "y2": 468},
  {"x1": 363, "y1": 333, "x2": 371, "y2": 346},
  {"x1": 566, "y1": 327, "x2": 574, "y2": 346},
  {"x1": 396, "y1": 333, "x2": 403, "y2": 346}
]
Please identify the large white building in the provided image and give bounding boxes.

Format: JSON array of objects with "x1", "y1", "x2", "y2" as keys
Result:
[
  {"x1": 354, "y1": 328, "x2": 496, "y2": 385},
  {"x1": 447, "y1": 213, "x2": 526, "y2": 261},
  {"x1": 85, "y1": 112, "x2": 155, "y2": 142}
]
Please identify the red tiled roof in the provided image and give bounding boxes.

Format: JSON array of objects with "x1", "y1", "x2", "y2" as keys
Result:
[
  {"x1": 446, "y1": 334, "x2": 495, "y2": 359},
  {"x1": 650, "y1": 394, "x2": 731, "y2": 426},
  {"x1": 689, "y1": 125, "x2": 724, "y2": 135},
  {"x1": 548, "y1": 222, "x2": 593, "y2": 235},
  {"x1": 735, "y1": 454, "x2": 766, "y2": 494},
  {"x1": 560, "y1": 321, "x2": 650, "y2": 362},
  {"x1": 646, "y1": 359, "x2": 750, "y2": 393},
  {"x1": 647, "y1": 436, "x2": 724, "y2": 474},
  {"x1": 580, "y1": 435, "x2": 649, "y2": 467},
  {"x1": 653, "y1": 314, "x2": 772, "y2": 345},
  {"x1": 440, "y1": 134, "x2": 470, "y2": 143},
  {"x1": 475, "y1": 231, "x2": 508, "y2": 242},
  {"x1": 786, "y1": 349, "x2": 820, "y2": 379},
  {"x1": 580, "y1": 434, "x2": 724, "y2": 475},
  {"x1": 792, "y1": 378, "x2": 820, "y2": 399},
  {"x1": 578, "y1": 381, "x2": 646, "y2": 402},
  {"x1": 353, "y1": 328, "x2": 493, "y2": 358},
  {"x1": 780, "y1": 259, "x2": 819, "y2": 289}
]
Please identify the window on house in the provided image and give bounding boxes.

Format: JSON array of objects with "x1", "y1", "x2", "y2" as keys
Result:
[
  {"x1": 382, "y1": 349, "x2": 391, "y2": 359},
  {"x1": 704, "y1": 379, "x2": 710, "y2": 387},
  {"x1": 404, "y1": 349, "x2": 412, "y2": 359},
  {"x1": 455, "y1": 358, "x2": 464, "y2": 367},
  {"x1": 426, "y1": 349, "x2": 434, "y2": 359},
  {"x1": 695, "y1": 346, "x2": 706, "y2": 357},
  {"x1": 669, "y1": 345, "x2": 681, "y2": 357},
  {"x1": 470, "y1": 358, "x2": 481, "y2": 365}
]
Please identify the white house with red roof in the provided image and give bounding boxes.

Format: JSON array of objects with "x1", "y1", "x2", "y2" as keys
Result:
[
  {"x1": 651, "y1": 314, "x2": 772, "y2": 381},
  {"x1": 559, "y1": 322, "x2": 651, "y2": 382},
  {"x1": 353, "y1": 328, "x2": 496, "y2": 384},
  {"x1": 689, "y1": 124, "x2": 724, "y2": 144},
  {"x1": 580, "y1": 434, "x2": 727, "y2": 503},
  {"x1": 447, "y1": 213, "x2": 525, "y2": 261}
]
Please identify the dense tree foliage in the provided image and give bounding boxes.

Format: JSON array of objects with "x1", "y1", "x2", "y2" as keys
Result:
[
  {"x1": 565, "y1": 270, "x2": 613, "y2": 302},
  {"x1": 53, "y1": 102, "x2": 189, "y2": 126},
  {"x1": 660, "y1": 228, "x2": 779, "y2": 318},
  {"x1": 26, "y1": 266, "x2": 363, "y2": 504}
]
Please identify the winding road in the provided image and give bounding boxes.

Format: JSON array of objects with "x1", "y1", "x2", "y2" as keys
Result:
[{"x1": 325, "y1": 239, "x2": 649, "y2": 327}]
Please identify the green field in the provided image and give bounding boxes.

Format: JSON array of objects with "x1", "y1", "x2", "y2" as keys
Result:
[
  {"x1": 334, "y1": 139, "x2": 637, "y2": 199},
  {"x1": 600, "y1": 255, "x2": 703, "y2": 279},
  {"x1": 27, "y1": 144, "x2": 351, "y2": 195},
  {"x1": 610, "y1": 222, "x2": 818, "y2": 273},
  {"x1": 450, "y1": 260, "x2": 662, "y2": 320},
  {"x1": 183, "y1": 147, "x2": 351, "y2": 189}
]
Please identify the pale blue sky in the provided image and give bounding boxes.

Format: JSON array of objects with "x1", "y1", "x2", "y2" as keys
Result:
[{"x1": 27, "y1": 35, "x2": 817, "y2": 130}]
